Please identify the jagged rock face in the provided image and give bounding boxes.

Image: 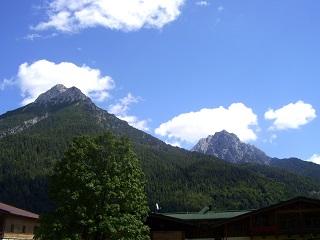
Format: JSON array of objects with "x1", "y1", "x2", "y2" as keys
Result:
[
  {"x1": 13, "y1": 84, "x2": 98, "y2": 113},
  {"x1": 35, "y1": 84, "x2": 89, "y2": 105},
  {"x1": 192, "y1": 130, "x2": 271, "y2": 164},
  {"x1": 0, "y1": 115, "x2": 48, "y2": 138}
]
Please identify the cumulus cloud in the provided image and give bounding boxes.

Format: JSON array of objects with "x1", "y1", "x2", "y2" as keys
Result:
[
  {"x1": 265, "y1": 101, "x2": 316, "y2": 130},
  {"x1": 1, "y1": 59, "x2": 114, "y2": 105},
  {"x1": 32, "y1": 0, "x2": 185, "y2": 33},
  {"x1": 108, "y1": 93, "x2": 150, "y2": 131},
  {"x1": 155, "y1": 103, "x2": 258, "y2": 146},
  {"x1": 306, "y1": 154, "x2": 320, "y2": 165}
]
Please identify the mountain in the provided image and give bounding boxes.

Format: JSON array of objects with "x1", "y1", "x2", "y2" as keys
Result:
[
  {"x1": 192, "y1": 130, "x2": 320, "y2": 182},
  {"x1": 270, "y1": 157, "x2": 320, "y2": 182},
  {"x1": 34, "y1": 84, "x2": 88, "y2": 104},
  {"x1": 0, "y1": 84, "x2": 162, "y2": 147},
  {"x1": 1, "y1": 85, "x2": 320, "y2": 214},
  {"x1": 192, "y1": 130, "x2": 271, "y2": 164}
]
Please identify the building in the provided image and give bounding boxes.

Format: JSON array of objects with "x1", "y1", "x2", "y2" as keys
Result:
[
  {"x1": 148, "y1": 197, "x2": 320, "y2": 240},
  {"x1": 0, "y1": 202, "x2": 39, "y2": 240},
  {"x1": 214, "y1": 196, "x2": 320, "y2": 240}
]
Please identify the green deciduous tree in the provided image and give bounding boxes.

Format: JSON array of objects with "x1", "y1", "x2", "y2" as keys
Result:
[{"x1": 35, "y1": 132, "x2": 150, "y2": 240}]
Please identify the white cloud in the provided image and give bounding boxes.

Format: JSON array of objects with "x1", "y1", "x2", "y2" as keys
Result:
[
  {"x1": 23, "y1": 33, "x2": 58, "y2": 41},
  {"x1": 108, "y1": 93, "x2": 140, "y2": 115},
  {"x1": 108, "y1": 93, "x2": 150, "y2": 132},
  {"x1": 306, "y1": 154, "x2": 320, "y2": 165},
  {"x1": 32, "y1": 0, "x2": 185, "y2": 33},
  {"x1": 4, "y1": 59, "x2": 115, "y2": 105},
  {"x1": 0, "y1": 79, "x2": 16, "y2": 90},
  {"x1": 165, "y1": 140, "x2": 181, "y2": 148},
  {"x1": 1, "y1": 60, "x2": 150, "y2": 132},
  {"x1": 263, "y1": 134, "x2": 277, "y2": 144},
  {"x1": 265, "y1": 101, "x2": 316, "y2": 130},
  {"x1": 270, "y1": 134, "x2": 277, "y2": 143},
  {"x1": 155, "y1": 103, "x2": 258, "y2": 146},
  {"x1": 195, "y1": 1, "x2": 209, "y2": 6},
  {"x1": 23, "y1": 33, "x2": 42, "y2": 41}
]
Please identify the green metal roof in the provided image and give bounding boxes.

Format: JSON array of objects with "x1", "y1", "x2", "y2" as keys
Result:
[{"x1": 162, "y1": 209, "x2": 252, "y2": 221}]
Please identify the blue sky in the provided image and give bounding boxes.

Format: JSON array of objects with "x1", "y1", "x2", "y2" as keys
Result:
[{"x1": 1, "y1": 0, "x2": 319, "y2": 164}]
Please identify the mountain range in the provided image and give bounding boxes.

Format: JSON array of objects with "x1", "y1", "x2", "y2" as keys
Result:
[
  {"x1": 192, "y1": 130, "x2": 320, "y2": 182},
  {"x1": 1, "y1": 84, "x2": 320, "y2": 214},
  {"x1": 192, "y1": 130, "x2": 271, "y2": 164}
]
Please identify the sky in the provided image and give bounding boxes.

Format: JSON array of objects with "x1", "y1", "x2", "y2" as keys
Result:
[{"x1": 1, "y1": 0, "x2": 320, "y2": 164}]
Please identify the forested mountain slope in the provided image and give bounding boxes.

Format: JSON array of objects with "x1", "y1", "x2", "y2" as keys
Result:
[
  {"x1": 270, "y1": 158, "x2": 320, "y2": 182},
  {"x1": 1, "y1": 85, "x2": 320, "y2": 214},
  {"x1": 192, "y1": 131, "x2": 320, "y2": 183}
]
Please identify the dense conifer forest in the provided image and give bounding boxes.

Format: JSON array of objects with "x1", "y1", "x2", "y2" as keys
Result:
[{"x1": 1, "y1": 97, "x2": 320, "y2": 214}]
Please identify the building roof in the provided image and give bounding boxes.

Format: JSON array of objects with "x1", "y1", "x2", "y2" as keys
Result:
[
  {"x1": 214, "y1": 196, "x2": 320, "y2": 227},
  {"x1": 162, "y1": 209, "x2": 252, "y2": 221},
  {"x1": 148, "y1": 212, "x2": 199, "y2": 226},
  {"x1": 158, "y1": 196, "x2": 320, "y2": 223},
  {"x1": 0, "y1": 202, "x2": 39, "y2": 219}
]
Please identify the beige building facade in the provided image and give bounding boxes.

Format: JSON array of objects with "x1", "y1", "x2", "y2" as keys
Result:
[{"x1": 0, "y1": 202, "x2": 39, "y2": 240}]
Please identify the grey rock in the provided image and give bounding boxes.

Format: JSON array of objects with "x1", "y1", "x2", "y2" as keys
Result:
[
  {"x1": 35, "y1": 84, "x2": 88, "y2": 105},
  {"x1": 192, "y1": 130, "x2": 271, "y2": 164},
  {"x1": 0, "y1": 115, "x2": 48, "y2": 138}
]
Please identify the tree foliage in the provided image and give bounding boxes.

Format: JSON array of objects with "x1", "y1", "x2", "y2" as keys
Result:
[
  {"x1": 34, "y1": 132, "x2": 150, "y2": 240},
  {"x1": 1, "y1": 101, "x2": 320, "y2": 214}
]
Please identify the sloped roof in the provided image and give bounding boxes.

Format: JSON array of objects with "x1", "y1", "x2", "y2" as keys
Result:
[
  {"x1": 0, "y1": 202, "x2": 39, "y2": 219},
  {"x1": 214, "y1": 196, "x2": 320, "y2": 226},
  {"x1": 163, "y1": 210, "x2": 251, "y2": 221},
  {"x1": 158, "y1": 196, "x2": 320, "y2": 223},
  {"x1": 149, "y1": 212, "x2": 198, "y2": 226}
]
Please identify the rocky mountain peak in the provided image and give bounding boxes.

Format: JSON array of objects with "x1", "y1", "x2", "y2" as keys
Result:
[
  {"x1": 192, "y1": 130, "x2": 271, "y2": 164},
  {"x1": 13, "y1": 84, "x2": 98, "y2": 114},
  {"x1": 0, "y1": 84, "x2": 99, "y2": 137},
  {"x1": 35, "y1": 84, "x2": 89, "y2": 104}
]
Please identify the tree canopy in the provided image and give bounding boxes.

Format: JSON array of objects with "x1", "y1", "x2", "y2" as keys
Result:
[{"x1": 35, "y1": 132, "x2": 150, "y2": 240}]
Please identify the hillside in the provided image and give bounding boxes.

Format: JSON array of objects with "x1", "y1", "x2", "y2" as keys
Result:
[
  {"x1": 192, "y1": 131, "x2": 320, "y2": 183},
  {"x1": 270, "y1": 157, "x2": 320, "y2": 182},
  {"x1": 1, "y1": 85, "x2": 320, "y2": 214}
]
